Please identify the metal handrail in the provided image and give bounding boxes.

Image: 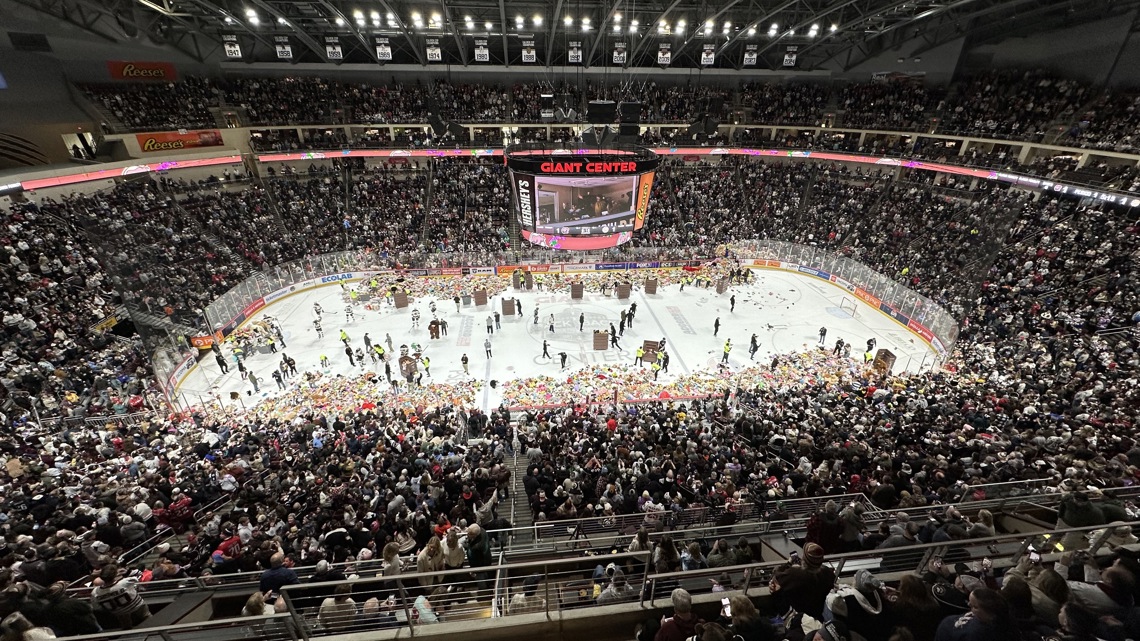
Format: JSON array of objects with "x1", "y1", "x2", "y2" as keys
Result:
[{"x1": 639, "y1": 519, "x2": 1140, "y2": 606}]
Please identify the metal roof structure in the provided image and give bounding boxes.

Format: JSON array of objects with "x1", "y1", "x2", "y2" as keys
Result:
[{"x1": 9, "y1": 0, "x2": 1140, "y2": 70}]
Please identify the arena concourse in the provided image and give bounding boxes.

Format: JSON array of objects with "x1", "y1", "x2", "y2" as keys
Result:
[{"x1": 1, "y1": 2, "x2": 1140, "y2": 641}]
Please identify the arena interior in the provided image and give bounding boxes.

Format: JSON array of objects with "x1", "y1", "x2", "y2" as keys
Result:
[{"x1": 2, "y1": 0, "x2": 1140, "y2": 640}]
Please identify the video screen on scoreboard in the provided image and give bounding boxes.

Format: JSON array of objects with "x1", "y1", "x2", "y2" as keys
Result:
[{"x1": 533, "y1": 175, "x2": 638, "y2": 236}]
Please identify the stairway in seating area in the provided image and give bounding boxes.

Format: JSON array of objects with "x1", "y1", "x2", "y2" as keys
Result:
[{"x1": 507, "y1": 449, "x2": 534, "y2": 548}]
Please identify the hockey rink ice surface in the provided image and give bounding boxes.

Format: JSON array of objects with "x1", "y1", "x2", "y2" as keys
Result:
[{"x1": 177, "y1": 270, "x2": 941, "y2": 412}]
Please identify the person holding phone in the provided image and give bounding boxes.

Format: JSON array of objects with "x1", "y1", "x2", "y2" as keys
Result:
[
  {"x1": 649, "y1": 588, "x2": 701, "y2": 641},
  {"x1": 721, "y1": 595, "x2": 774, "y2": 641}
]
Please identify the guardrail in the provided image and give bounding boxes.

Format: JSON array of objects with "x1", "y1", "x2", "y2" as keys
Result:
[
  {"x1": 66, "y1": 481, "x2": 1125, "y2": 605},
  {"x1": 61, "y1": 520, "x2": 1136, "y2": 641}
]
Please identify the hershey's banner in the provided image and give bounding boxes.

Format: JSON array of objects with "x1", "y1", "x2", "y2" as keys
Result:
[
  {"x1": 106, "y1": 60, "x2": 177, "y2": 81},
  {"x1": 136, "y1": 130, "x2": 224, "y2": 153}
]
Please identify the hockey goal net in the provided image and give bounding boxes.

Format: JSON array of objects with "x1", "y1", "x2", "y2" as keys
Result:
[{"x1": 839, "y1": 297, "x2": 859, "y2": 318}]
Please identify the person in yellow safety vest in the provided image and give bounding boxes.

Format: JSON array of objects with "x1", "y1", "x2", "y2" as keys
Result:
[
  {"x1": 635, "y1": 347, "x2": 644, "y2": 365},
  {"x1": 339, "y1": 330, "x2": 349, "y2": 345},
  {"x1": 652, "y1": 360, "x2": 662, "y2": 380},
  {"x1": 374, "y1": 344, "x2": 386, "y2": 360},
  {"x1": 864, "y1": 351, "x2": 874, "y2": 363},
  {"x1": 350, "y1": 290, "x2": 358, "y2": 302},
  {"x1": 267, "y1": 337, "x2": 277, "y2": 353},
  {"x1": 370, "y1": 278, "x2": 378, "y2": 289},
  {"x1": 722, "y1": 339, "x2": 732, "y2": 363},
  {"x1": 421, "y1": 356, "x2": 431, "y2": 377}
]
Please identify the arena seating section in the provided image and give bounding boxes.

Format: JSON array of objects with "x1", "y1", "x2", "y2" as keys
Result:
[{"x1": 0, "y1": 68, "x2": 1138, "y2": 641}]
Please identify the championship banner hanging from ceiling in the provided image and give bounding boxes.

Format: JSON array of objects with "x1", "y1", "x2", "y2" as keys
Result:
[
  {"x1": 522, "y1": 40, "x2": 536, "y2": 63},
  {"x1": 374, "y1": 37, "x2": 392, "y2": 60},
  {"x1": 700, "y1": 43, "x2": 715, "y2": 66},
  {"x1": 784, "y1": 45, "x2": 798, "y2": 67},
  {"x1": 475, "y1": 38, "x2": 489, "y2": 62},
  {"x1": 743, "y1": 44, "x2": 758, "y2": 66},
  {"x1": 657, "y1": 42, "x2": 671, "y2": 66},
  {"x1": 613, "y1": 41, "x2": 627, "y2": 64},
  {"x1": 568, "y1": 41, "x2": 582, "y2": 63},
  {"x1": 426, "y1": 38, "x2": 442, "y2": 62},
  {"x1": 222, "y1": 34, "x2": 243, "y2": 59},
  {"x1": 274, "y1": 35, "x2": 293, "y2": 60},
  {"x1": 324, "y1": 36, "x2": 343, "y2": 60}
]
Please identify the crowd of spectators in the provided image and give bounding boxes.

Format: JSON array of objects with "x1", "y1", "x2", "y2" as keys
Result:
[
  {"x1": 423, "y1": 160, "x2": 511, "y2": 254},
  {"x1": 76, "y1": 70, "x2": 1140, "y2": 163},
  {"x1": 5, "y1": 86, "x2": 1140, "y2": 638},
  {"x1": 741, "y1": 82, "x2": 830, "y2": 126},
  {"x1": 940, "y1": 70, "x2": 1091, "y2": 141},
  {"x1": 80, "y1": 77, "x2": 219, "y2": 132}
]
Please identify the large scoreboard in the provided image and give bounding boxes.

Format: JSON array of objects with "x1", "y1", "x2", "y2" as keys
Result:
[{"x1": 506, "y1": 144, "x2": 660, "y2": 250}]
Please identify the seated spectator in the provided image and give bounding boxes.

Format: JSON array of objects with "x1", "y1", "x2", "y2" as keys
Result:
[
  {"x1": 317, "y1": 583, "x2": 357, "y2": 632},
  {"x1": 241, "y1": 591, "x2": 275, "y2": 616},
  {"x1": 90, "y1": 564, "x2": 150, "y2": 630},
  {"x1": 725, "y1": 595, "x2": 776, "y2": 641},
  {"x1": 681, "y1": 542, "x2": 709, "y2": 571},
  {"x1": 707, "y1": 539, "x2": 735, "y2": 568},
  {"x1": 596, "y1": 569, "x2": 638, "y2": 605},
  {"x1": 647, "y1": 588, "x2": 700, "y2": 641},
  {"x1": 887, "y1": 575, "x2": 941, "y2": 641},
  {"x1": 507, "y1": 574, "x2": 546, "y2": 615},
  {"x1": 935, "y1": 588, "x2": 1014, "y2": 641},
  {"x1": 1054, "y1": 552, "x2": 1134, "y2": 616}
]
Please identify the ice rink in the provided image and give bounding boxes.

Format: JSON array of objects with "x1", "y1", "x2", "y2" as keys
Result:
[{"x1": 177, "y1": 269, "x2": 941, "y2": 413}]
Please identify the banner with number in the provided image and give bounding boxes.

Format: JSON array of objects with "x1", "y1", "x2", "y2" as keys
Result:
[
  {"x1": 743, "y1": 45, "x2": 758, "y2": 66},
  {"x1": 324, "y1": 36, "x2": 342, "y2": 60},
  {"x1": 568, "y1": 41, "x2": 582, "y2": 63},
  {"x1": 700, "y1": 44, "x2": 715, "y2": 66},
  {"x1": 522, "y1": 40, "x2": 536, "y2": 63},
  {"x1": 475, "y1": 38, "x2": 489, "y2": 62},
  {"x1": 274, "y1": 36, "x2": 292, "y2": 60},
  {"x1": 426, "y1": 38, "x2": 442, "y2": 62},
  {"x1": 783, "y1": 45, "x2": 797, "y2": 67},
  {"x1": 613, "y1": 42, "x2": 627, "y2": 65},
  {"x1": 374, "y1": 37, "x2": 392, "y2": 61},
  {"x1": 222, "y1": 35, "x2": 242, "y2": 59},
  {"x1": 657, "y1": 43, "x2": 671, "y2": 66}
]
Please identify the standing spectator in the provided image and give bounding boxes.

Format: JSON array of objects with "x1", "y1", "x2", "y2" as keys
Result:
[
  {"x1": 770, "y1": 543, "x2": 835, "y2": 619},
  {"x1": 259, "y1": 551, "x2": 299, "y2": 593}
]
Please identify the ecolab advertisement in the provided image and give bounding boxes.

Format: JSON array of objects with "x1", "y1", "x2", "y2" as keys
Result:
[
  {"x1": 136, "y1": 130, "x2": 225, "y2": 153},
  {"x1": 107, "y1": 60, "x2": 178, "y2": 81}
]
